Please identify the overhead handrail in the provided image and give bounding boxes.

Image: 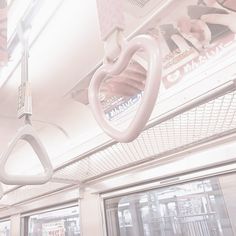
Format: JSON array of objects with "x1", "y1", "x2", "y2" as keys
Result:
[
  {"x1": 0, "y1": 22, "x2": 53, "y2": 185},
  {"x1": 88, "y1": 0, "x2": 162, "y2": 143}
]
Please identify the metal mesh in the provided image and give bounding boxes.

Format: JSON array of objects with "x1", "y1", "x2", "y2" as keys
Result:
[{"x1": 54, "y1": 90, "x2": 236, "y2": 182}]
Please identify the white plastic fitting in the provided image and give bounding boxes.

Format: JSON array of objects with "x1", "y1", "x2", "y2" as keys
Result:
[
  {"x1": 0, "y1": 124, "x2": 53, "y2": 185},
  {"x1": 88, "y1": 34, "x2": 162, "y2": 143}
]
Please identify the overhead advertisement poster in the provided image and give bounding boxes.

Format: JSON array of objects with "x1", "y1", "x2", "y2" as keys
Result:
[{"x1": 100, "y1": 0, "x2": 236, "y2": 121}]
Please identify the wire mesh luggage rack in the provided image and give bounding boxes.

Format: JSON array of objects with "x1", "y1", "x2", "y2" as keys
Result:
[
  {"x1": 53, "y1": 79, "x2": 236, "y2": 183},
  {"x1": 0, "y1": 79, "x2": 236, "y2": 206}
]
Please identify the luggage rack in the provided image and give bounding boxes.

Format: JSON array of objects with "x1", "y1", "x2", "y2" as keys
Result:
[
  {"x1": 54, "y1": 79, "x2": 236, "y2": 182},
  {"x1": 1, "y1": 78, "x2": 236, "y2": 207}
]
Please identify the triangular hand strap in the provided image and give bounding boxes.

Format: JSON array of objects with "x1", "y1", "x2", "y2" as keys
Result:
[{"x1": 0, "y1": 124, "x2": 53, "y2": 185}]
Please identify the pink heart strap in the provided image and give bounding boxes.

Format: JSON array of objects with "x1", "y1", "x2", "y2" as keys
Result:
[{"x1": 88, "y1": 35, "x2": 162, "y2": 142}]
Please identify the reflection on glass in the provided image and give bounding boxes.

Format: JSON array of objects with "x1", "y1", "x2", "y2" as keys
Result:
[
  {"x1": 27, "y1": 206, "x2": 80, "y2": 236},
  {"x1": 105, "y1": 174, "x2": 236, "y2": 236},
  {"x1": 0, "y1": 221, "x2": 10, "y2": 236}
]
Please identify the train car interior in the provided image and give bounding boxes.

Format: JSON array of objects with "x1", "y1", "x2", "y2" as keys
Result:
[{"x1": 0, "y1": 0, "x2": 236, "y2": 235}]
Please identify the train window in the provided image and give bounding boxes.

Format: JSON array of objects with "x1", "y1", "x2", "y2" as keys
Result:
[
  {"x1": 0, "y1": 220, "x2": 10, "y2": 236},
  {"x1": 105, "y1": 173, "x2": 236, "y2": 236},
  {"x1": 26, "y1": 205, "x2": 80, "y2": 236}
]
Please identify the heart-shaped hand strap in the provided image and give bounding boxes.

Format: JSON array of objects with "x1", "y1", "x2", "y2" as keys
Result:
[
  {"x1": 88, "y1": 35, "x2": 162, "y2": 142},
  {"x1": 0, "y1": 124, "x2": 53, "y2": 185}
]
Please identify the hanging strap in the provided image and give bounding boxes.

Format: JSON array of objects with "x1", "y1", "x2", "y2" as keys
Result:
[
  {"x1": 89, "y1": 0, "x2": 163, "y2": 142},
  {"x1": 88, "y1": 35, "x2": 162, "y2": 142},
  {"x1": 0, "y1": 124, "x2": 53, "y2": 185},
  {"x1": 17, "y1": 22, "x2": 32, "y2": 120},
  {"x1": 0, "y1": 20, "x2": 53, "y2": 185},
  {"x1": 96, "y1": 0, "x2": 125, "y2": 61}
]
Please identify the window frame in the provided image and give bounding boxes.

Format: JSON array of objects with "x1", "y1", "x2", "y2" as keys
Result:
[{"x1": 101, "y1": 161, "x2": 236, "y2": 236}]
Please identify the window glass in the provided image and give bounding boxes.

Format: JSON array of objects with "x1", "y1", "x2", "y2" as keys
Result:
[
  {"x1": 105, "y1": 173, "x2": 236, "y2": 236},
  {"x1": 0, "y1": 221, "x2": 10, "y2": 236},
  {"x1": 27, "y1": 206, "x2": 80, "y2": 236}
]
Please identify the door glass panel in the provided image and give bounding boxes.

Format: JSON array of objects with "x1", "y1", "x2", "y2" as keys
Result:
[
  {"x1": 105, "y1": 173, "x2": 236, "y2": 236},
  {"x1": 0, "y1": 221, "x2": 10, "y2": 236},
  {"x1": 27, "y1": 206, "x2": 80, "y2": 236}
]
